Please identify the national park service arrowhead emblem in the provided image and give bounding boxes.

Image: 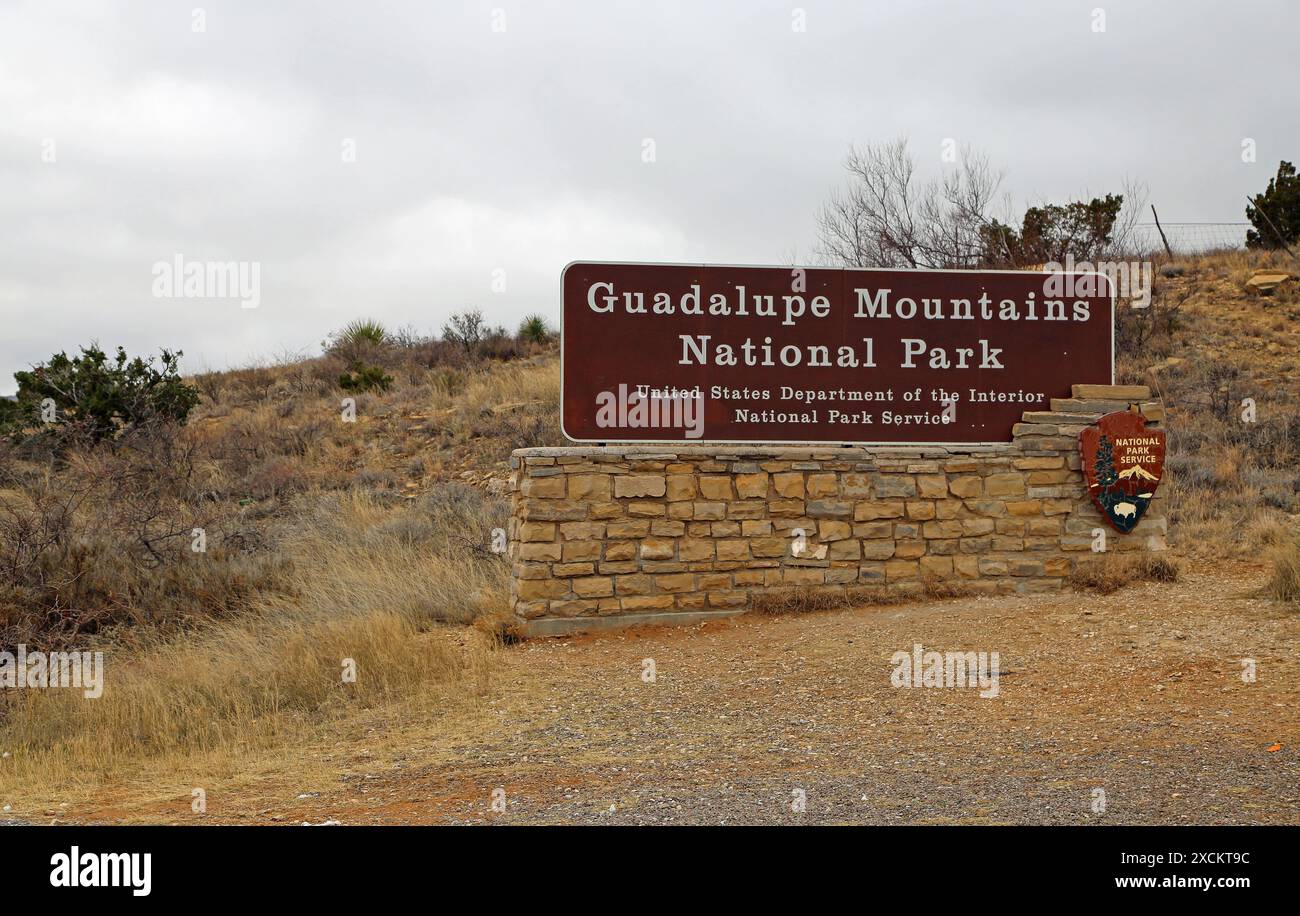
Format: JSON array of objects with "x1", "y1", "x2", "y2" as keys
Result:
[{"x1": 1079, "y1": 410, "x2": 1165, "y2": 533}]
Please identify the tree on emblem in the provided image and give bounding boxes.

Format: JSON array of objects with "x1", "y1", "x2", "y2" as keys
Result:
[{"x1": 1093, "y1": 434, "x2": 1119, "y2": 510}]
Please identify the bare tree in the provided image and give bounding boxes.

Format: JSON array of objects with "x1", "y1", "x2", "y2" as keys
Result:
[
  {"x1": 1104, "y1": 178, "x2": 1151, "y2": 260},
  {"x1": 815, "y1": 137, "x2": 1003, "y2": 269},
  {"x1": 442, "y1": 308, "x2": 486, "y2": 359}
]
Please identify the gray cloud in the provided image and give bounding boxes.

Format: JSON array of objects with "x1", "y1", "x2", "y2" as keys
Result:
[{"x1": 2, "y1": 0, "x2": 1296, "y2": 391}]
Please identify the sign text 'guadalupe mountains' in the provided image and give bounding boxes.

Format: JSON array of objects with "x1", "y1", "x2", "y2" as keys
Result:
[{"x1": 561, "y1": 262, "x2": 1114, "y2": 444}]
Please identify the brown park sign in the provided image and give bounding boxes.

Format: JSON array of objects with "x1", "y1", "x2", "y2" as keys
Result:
[{"x1": 561, "y1": 262, "x2": 1114, "y2": 444}]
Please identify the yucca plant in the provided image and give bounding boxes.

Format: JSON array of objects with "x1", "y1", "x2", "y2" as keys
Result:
[
  {"x1": 518, "y1": 314, "x2": 551, "y2": 344},
  {"x1": 325, "y1": 318, "x2": 390, "y2": 363}
]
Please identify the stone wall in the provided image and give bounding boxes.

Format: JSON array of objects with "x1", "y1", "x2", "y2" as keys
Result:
[{"x1": 509, "y1": 384, "x2": 1168, "y2": 636}]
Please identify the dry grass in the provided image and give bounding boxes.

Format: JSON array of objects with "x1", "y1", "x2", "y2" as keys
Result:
[
  {"x1": 1265, "y1": 536, "x2": 1300, "y2": 604},
  {"x1": 1113, "y1": 250, "x2": 1300, "y2": 556},
  {"x1": 0, "y1": 327, "x2": 531, "y2": 795},
  {"x1": 2, "y1": 610, "x2": 494, "y2": 780},
  {"x1": 751, "y1": 586, "x2": 863, "y2": 615},
  {"x1": 919, "y1": 576, "x2": 978, "y2": 599},
  {"x1": 1069, "y1": 553, "x2": 1181, "y2": 594},
  {"x1": 1245, "y1": 516, "x2": 1295, "y2": 552},
  {"x1": 275, "y1": 486, "x2": 510, "y2": 627},
  {"x1": 751, "y1": 578, "x2": 974, "y2": 616},
  {"x1": 0, "y1": 337, "x2": 529, "y2": 810},
  {"x1": 0, "y1": 485, "x2": 508, "y2": 793}
]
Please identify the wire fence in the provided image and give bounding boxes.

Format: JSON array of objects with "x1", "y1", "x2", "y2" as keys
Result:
[{"x1": 1130, "y1": 221, "x2": 1250, "y2": 255}]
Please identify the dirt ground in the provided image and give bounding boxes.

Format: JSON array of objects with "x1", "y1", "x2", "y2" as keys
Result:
[{"x1": 16, "y1": 558, "x2": 1299, "y2": 826}]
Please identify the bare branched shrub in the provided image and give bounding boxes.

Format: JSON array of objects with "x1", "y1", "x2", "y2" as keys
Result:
[
  {"x1": 1116, "y1": 285, "x2": 1189, "y2": 360},
  {"x1": 817, "y1": 139, "x2": 1150, "y2": 269},
  {"x1": 471, "y1": 408, "x2": 560, "y2": 450},
  {"x1": 190, "y1": 370, "x2": 225, "y2": 403},
  {"x1": 0, "y1": 421, "x2": 287, "y2": 644},
  {"x1": 0, "y1": 472, "x2": 87, "y2": 606},
  {"x1": 442, "y1": 309, "x2": 487, "y2": 359},
  {"x1": 816, "y1": 137, "x2": 1002, "y2": 269}
]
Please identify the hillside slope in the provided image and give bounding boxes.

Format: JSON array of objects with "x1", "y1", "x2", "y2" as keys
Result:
[{"x1": 2, "y1": 250, "x2": 1298, "y2": 820}]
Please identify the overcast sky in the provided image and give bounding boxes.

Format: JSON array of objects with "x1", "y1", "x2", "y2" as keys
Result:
[{"x1": 1, "y1": 0, "x2": 1296, "y2": 392}]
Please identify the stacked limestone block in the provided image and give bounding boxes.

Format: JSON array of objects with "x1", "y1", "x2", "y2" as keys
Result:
[{"x1": 509, "y1": 384, "x2": 1167, "y2": 635}]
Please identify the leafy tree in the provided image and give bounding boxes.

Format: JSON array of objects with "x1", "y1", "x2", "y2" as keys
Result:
[
  {"x1": 1246, "y1": 161, "x2": 1300, "y2": 249},
  {"x1": 981, "y1": 195, "x2": 1124, "y2": 266},
  {"x1": 1, "y1": 344, "x2": 199, "y2": 445},
  {"x1": 518, "y1": 314, "x2": 551, "y2": 344}
]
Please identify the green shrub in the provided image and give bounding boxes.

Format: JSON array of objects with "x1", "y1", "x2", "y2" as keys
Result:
[
  {"x1": 981, "y1": 194, "x2": 1124, "y2": 265},
  {"x1": 1247, "y1": 161, "x2": 1300, "y2": 249},
  {"x1": 339, "y1": 362, "x2": 394, "y2": 393},
  {"x1": 1, "y1": 344, "x2": 198, "y2": 446}
]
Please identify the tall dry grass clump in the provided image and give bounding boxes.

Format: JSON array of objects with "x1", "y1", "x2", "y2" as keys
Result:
[
  {"x1": 0, "y1": 482, "x2": 509, "y2": 780},
  {"x1": 1069, "y1": 553, "x2": 1181, "y2": 594},
  {"x1": 1, "y1": 606, "x2": 492, "y2": 782},
  {"x1": 274, "y1": 484, "x2": 510, "y2": 628},
  {"x1": 750, "y1": 579, "x2": 976, "y2": 616},
  {"x1": 1265, "y1": 536, "x2": 1300, "y2": 605}
]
